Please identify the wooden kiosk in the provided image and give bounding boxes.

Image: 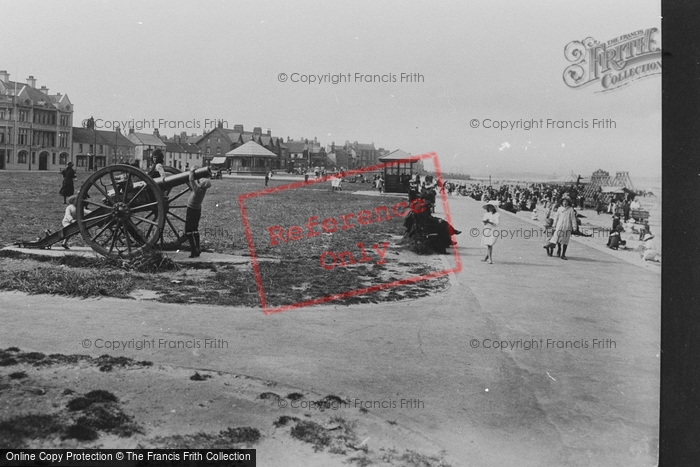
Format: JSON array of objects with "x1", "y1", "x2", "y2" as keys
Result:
[{"x1": 378, "y1": 149, "x2": 416, "y2": 193}]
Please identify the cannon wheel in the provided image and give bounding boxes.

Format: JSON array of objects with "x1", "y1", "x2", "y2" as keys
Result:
[
  {"x1": 159, "y1": 166, "x2": 191, "y2": 250},
  {"x1": 76, "y1": 164, "x2": 166, "y2": 259}
]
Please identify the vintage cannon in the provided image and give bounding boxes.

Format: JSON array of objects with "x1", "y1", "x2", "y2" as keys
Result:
[{"x1": 17, "y1": 164, "x2": 212, "y2": 259}]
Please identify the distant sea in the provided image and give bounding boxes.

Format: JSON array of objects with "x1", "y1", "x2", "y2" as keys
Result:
[
  {"x1": 467, "y1": 174, "x2": 661, "y2": 196},
  {"x1": 633, "y1": 176, "x2": 662, "y2": 193}
]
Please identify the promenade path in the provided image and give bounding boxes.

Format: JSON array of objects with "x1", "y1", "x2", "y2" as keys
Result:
[{"x1": 0, "y1": 194, "x2": 660, "y2": 466}]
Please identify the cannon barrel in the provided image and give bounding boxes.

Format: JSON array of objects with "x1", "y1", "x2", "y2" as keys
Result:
[{"x1": 156, "y1": 166, "x2": 212, "y2": 190}]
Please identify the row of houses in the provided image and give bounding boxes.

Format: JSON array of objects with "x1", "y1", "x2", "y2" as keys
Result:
[
  {"x1": 198, "y1": 121, "x2": 383, "y2": 173},
  {"x1": 0, "y1": 69, "x2": 388, "y2": 173}
]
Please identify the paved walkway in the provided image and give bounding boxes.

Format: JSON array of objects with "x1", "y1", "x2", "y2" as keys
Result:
[
  {"x1": 1, "y1": 246, "x2": 269, "y2": 264},
  {"x1": 0, "y1": 195, "x2": 660, "y2": 466}
]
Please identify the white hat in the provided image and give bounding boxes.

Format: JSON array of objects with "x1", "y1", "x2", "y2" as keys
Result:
[{"x1": 483, "y1": 200, "x2": 499, "y2": 210}]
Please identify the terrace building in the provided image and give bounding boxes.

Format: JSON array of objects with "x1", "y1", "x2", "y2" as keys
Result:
[
  {"x1": 127, "y1": 129, "x2": 166, "y2": 169},
  {"x1": 0, "y1": 71, "x2": 73, "y2": 171},
  {"x1": 348, "y1": 141, "x2": 378, "y2": 167},
  {"x1": 163, "y1": 138, "x2": 203, "y2": 170},
  {"x1": 326, "y1": 142, "x2": 353, "y2": 170},
  {"x1": 72, "y1": 127, "x2": 135, "y2": 171},
  {"x1": 285, "y1": 137, "x2": 324, "y2": 171}
]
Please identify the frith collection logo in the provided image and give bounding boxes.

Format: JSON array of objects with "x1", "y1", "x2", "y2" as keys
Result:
[{"x1": 563, "y1": 28, "x2": 661, "y2": 92}]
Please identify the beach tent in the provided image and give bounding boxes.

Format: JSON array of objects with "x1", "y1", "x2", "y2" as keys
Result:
[{"x1": 557, "y1": 171, "x2": 582, "y2": 185}]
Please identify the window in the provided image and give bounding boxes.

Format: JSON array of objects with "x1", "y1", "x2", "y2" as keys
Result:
[
  {"x1": 19, "y1": 109, "x2": 29, "y2": 122},
  {"x1": 18, "y1": 129, "x2": 28, "y2": 145},
  {"x1": 52, "y1": 153, "x2": 56, "y2": 165},
  {"x1": 59, "y1": 132, "x2": 68, "y2": 148},
  {"x1": 59, "y1": 153, "x2": 68, "y2": 164},
  {"x1": 89, "y1": 144, "x2": 94, "y2": 154},
  {"x1": 99, "y1": 145, "x2": 103, "y2": 155},
  {"x1": 32, "y1": 152, "x2": 36, "y2": 164},
  {"x1": 79, "y1": 143, "x2": 83, "y2": 153},
  {"x1": 60, "y1": 114, "x2": 70, "y2": 126},
  {"x1": 18, "y1": 151, "x2": 27, "y2": 163},
  {"x1": 216, "y1": 148, "x2": 221, "y2": 155},
  {"x1": 76, "y1": 156, "x2": 87, "y2": 167}
]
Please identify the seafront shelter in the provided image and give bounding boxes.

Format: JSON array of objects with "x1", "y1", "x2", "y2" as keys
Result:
[
  {"x1": 378, "y1": 149, "x2": 415, "y2": 193},
  {"x1": 225, "y1": 141, "x2": 278, "y2": 174}
]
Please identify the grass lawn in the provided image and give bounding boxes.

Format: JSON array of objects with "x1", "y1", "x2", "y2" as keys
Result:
[{"x1": 0, "y1": 171, "x2": 448, "y2": 308}]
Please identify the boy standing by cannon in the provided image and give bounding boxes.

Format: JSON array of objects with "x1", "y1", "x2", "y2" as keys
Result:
[{"x1": 185, "y1": 166, "x2": 212, "y2": 258}]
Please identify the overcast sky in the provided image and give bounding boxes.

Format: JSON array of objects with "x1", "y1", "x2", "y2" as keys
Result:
[{"x1": 2, "y1": 0, "x2": 661, "y2": 179}]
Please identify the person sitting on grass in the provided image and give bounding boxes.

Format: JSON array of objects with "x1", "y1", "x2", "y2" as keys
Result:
[
  {"x1": 185, "y1": 167, "x2": 212, "y2": 258},
  {"x1": 60, "y1": 195, "x2": 78, "y2": 249},
  {"x1": 60, "y1": 195, "x2": 91, "y2": 249},
  {"x1": 403, "y1": 189, "x2": 461, "y2": 254}
]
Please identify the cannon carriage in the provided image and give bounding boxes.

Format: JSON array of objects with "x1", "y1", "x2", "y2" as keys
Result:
[{"x1": 17, "y1": 164, "x2": 212, "y2": 259}]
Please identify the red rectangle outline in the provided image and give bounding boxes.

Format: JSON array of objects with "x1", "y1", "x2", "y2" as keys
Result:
[{"x1": 238, "y1": 151, "x2": 462, "y2": 314}]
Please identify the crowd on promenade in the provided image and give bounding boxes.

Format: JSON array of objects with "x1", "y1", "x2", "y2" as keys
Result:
[
  {"x1": 460, "y1": 182, "x2": 659, "y2": 263},
  {"x1": 399, "y1": 178, "x2": 659, "y2": 264}
]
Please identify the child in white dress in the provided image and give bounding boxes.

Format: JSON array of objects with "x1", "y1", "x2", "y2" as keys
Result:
[{"x1": 481, "y1": 201, "x2": 500, "y2": 264}]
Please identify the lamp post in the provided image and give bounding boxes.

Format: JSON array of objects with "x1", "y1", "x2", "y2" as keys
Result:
[{"x1": 114, "y1": 125, "x2": 120, "y2": 165}]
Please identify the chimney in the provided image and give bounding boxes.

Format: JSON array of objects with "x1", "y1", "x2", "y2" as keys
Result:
[
  {"x1": 129, "y1": 128, "x2": 135, "y2": 134},
  {"x1": 267, "y1": 128, "x2": 271, "y2": 136},
  {"x1": 154, "y1": 128, "x2": 160, "y2": 137},
  {"x1": 253, "y1": 127, "x2": 262, "y2": 136},
  {"x1": 39, "y1": 86, "x2": 49, "y2": 94},
  {"x1": 234, "y1": 124, "x2": 244, "y2": 132},
  {"x1": 217, "y1": 120, "x2": 224, "y2": 129},
  {"x1": 0, "y1": 71, "x2": 8, "y2": 84},
  {"x1": 27, "y1": 76, "x2": 37, "y2": 88}
]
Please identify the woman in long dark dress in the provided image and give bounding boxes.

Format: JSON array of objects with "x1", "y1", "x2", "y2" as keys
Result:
[{"x1": 59, "y1": 162, "x2": 76, "y2": 204}]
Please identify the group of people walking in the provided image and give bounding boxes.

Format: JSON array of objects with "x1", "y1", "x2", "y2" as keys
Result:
[{"x1": 477, "y1": 194, "x2": 579, "y2": 263}]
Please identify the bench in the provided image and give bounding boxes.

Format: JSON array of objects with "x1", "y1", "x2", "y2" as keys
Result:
[{"x1": 631, "y1": 209, "x2": 650, "y2": 222}]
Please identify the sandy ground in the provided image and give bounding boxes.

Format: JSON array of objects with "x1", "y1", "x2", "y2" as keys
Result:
[{"x1": 1, "y1": 351, "x2": 447, "y2": 466}]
